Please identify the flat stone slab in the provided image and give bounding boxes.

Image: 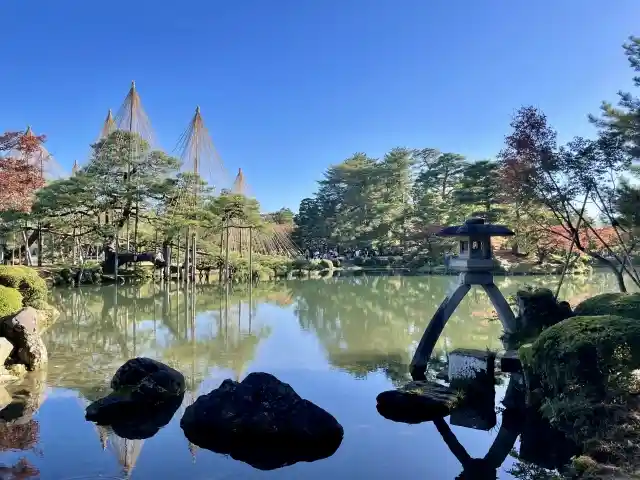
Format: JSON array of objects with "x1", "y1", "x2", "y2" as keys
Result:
[
  {"x1": 376, "y1": 381, "x2": 456, "y2": 424},
  {"x1": 499, "y1": 350, "x2": 522, "y2": 373},
  {"x1": 448, "y1": 349, "x2": 496, "y2": 383}
]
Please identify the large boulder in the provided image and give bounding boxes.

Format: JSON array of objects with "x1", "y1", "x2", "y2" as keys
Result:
[
  {"x1": 180, "y1": 372, "x2": 344, "y2": 470},
  {"x1": 0, "y1": 308, "x2": 47, "y2": 371},
  {"x1": 85, "y1": 357, "x2": 185, "y2": 426}
]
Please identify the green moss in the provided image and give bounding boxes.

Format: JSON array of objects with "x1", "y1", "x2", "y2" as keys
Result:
[
  {"x1": 528, "y1": 315, "x2": 640, "y2": 398},
  {"x1": 571, "y1": 455, "x2": 598, "y2": 475},
  {"x1": 518, "y1": 343, "x2": 534, "y2": 366},
  {"x1": 0, "y1": 266, "x2": 48, "y2": 309},
  {"x1": 0, "y1": 285, "x2": 23, "y2": 318},
  {"x1": 574, "y1": 293, "x2": 640, "y2": 320}
]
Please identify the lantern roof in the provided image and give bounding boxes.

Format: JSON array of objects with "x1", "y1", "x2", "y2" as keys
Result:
[{"x1": 438, "y1": 218, "x2": 514, "y2": 237}]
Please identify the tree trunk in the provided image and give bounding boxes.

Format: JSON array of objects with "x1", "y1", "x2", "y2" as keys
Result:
[
  {"x1": 586, "y1": 251, "x2": 628, "y2": 293},
  {"x1": 162, "y1": 241, "x2": 171, "y2": 280},
  {"x1": 612, "y1": 266, "x2": 627, "y2": 293}
]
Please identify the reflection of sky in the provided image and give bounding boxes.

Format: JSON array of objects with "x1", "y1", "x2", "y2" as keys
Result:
[
  {"x1": 2, "y1": 378, "x2": 519, "y2": 479},
  {"x1": 4, "y1": 274, "x2": 621, "y2": 479}
]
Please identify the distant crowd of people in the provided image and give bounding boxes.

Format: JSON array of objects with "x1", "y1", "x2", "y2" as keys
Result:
[{"x1": 304, "y1": 247, "x2": 385, "y2": 260}]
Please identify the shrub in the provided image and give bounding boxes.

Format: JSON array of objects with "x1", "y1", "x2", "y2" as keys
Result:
[
  {"x1": 363, "y1": 257, "x2": 377, "y2": 267},
  {"x1": 352, "y1": 257, "x2": 365, "y2": 266},
  {"x1": 525, "y1": 315, "x2": 640, "y2": 449},
  {"x1": 527, "y1": 315, "x2": 640, "y2": 398},
  {"x1": 375, "y1": 257, "x2": 390, "y2": 267},
  {"x1": 573, "y1": 293, "x2": 640, "y2": 320},
  {"x1": 0, "y1": 285, "x2": 23, "y2": 318},
  {"x1": 0, "y1": 266, "x2": 48, "y2": 309},
  {"x1": 256, "y1": 255, "x2": 292, "y2": 277},
  {"x1": 292, "y1": 258, "x2": 310, "y2": 270}
]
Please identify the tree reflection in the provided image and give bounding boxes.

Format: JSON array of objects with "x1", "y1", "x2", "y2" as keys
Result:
[
  {"x1": 43, "y1": 283, "x2": 282, "y2": 405},
  {"x1": 289, "y1": 274, "x2": 621, "y2": 384}
]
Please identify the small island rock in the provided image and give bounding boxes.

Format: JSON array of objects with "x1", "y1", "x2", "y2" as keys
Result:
[
  {"x1": 376, "y1": 380, "x2": 455, "y2": 424},
  {"x1": 86, "y1": 357, "x2": 185, "y2": 425},
  {"x1": 180, "y1": 372, "x2": 344, "y2": 470}
]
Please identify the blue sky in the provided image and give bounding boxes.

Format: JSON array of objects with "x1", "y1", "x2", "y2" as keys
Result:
[{"x1": 3, "y1": 0, "x2": 639, "y2": 212}]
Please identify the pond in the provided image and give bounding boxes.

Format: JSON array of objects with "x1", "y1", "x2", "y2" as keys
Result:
[{"x1": 0, "y1": 273, "x2": 627, "y2": 479}]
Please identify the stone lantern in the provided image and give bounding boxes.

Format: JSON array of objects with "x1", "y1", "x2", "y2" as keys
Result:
[
  {"x1": 441, "y1": 217, "x2": 514, "y2": 273},
  {"x1": 410, "y1": 218, "x2": 518, "y2": 380}
]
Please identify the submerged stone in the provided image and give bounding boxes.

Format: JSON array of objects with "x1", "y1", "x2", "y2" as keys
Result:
[
  {"x1": 376, "y1": 380, "x2": 455, "y2": 424},
  {"x1": 180, "y1": 372, "x2": 344, "y2": 470}
]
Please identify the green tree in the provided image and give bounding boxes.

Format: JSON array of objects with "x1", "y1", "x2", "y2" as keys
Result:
[
  {"x1": 293, "y1": 198, "x2": 326, "y2": 251},
  {"x1": 501, "y1": 106, "x2": 639, "y2": 292},
  {"x1": 32, "y1": 130, "x2": 180, "y2": 262},
  {"x1": 265, "y1": 208, "x2": 294, "y2": 225},
  {"x1": 454, "y1": 160, "x2": 503, "y2": 221},
  {"x1": 592, "y1": 36, "x2": 640, "y2": 159}
]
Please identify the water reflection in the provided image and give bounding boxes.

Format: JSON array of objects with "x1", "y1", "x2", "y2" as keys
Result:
[{"x1": 0, "y1": 274, "x2": 624, "y2": 478}]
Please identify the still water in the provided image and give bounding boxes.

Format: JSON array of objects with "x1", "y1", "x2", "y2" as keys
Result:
[{"x1": 0, "y1": 273, "x2": 626, "y2": 479}]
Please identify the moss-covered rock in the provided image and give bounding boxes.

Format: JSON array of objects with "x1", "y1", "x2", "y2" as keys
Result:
[
  {"x1": 574, "y1": 292, "x2": 640, "y2": 320},
  {"x1": 0, "y1": 286, "x2": 24, "y2": 319},
  {"x1": 527, "y1": 315, "x2": 640, "y2": 398},
  {"x1": 0, "y1": 266, "x2": 48, "y2": 310}
]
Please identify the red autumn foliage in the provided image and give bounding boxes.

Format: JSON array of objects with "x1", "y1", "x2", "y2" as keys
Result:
[
  {"x1": 543, "y1": 225, "x2": 623, "y2": 251},
  {"x1": 0, "y1": 130, "x2": 47, "y2": 212}
]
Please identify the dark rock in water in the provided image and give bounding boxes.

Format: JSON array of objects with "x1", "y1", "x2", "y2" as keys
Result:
[
  {"x1": 109, "y1": 393, "x2": 183, "y2": 440},
  {"x1": 0, "y1": 308, "x2": 47, "y2": 371},
  {"x1": 111, "y1": 357, "x2": 185, "y2": 401},
  {"x1": 180, "y1": 372, "x2": 344, "y2": 470},
  {"x1": 376, "y1": 380, "x2": 455, "y2": 424},
  {"x1": 86, "y1": 357, "x2": 185, "y2": 426}
]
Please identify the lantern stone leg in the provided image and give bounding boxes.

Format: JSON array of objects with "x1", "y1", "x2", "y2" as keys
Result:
[
  {"x1": 410, "y1": 282, "x2": 471, "y2": 380},
  {"x1": 481, "y1": 282, "x2": 517, "y2": 333}
]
